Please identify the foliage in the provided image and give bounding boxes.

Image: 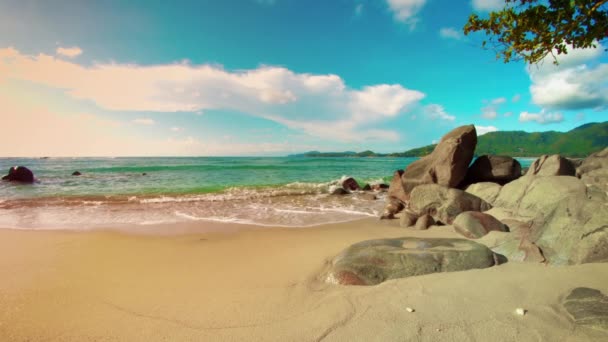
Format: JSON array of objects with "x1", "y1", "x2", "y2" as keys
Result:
[{"x1": 463, "y1": 0, "x2": 608, "y2": 64}]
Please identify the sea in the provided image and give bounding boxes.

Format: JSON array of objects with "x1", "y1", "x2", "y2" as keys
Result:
[{"x1": 0, "y1": 156, "x2": 535, "y2": 230}]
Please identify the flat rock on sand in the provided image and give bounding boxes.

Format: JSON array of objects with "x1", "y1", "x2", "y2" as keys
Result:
[
  {"x1": 326, "y1": 237, "x2": 496, "y2": 286},
  {"x1": 563, "y1": 287, "x2": 608, "y2": 332}
]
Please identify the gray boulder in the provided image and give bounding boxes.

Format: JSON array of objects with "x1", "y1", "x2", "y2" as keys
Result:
[
  {"x1": 563, "y1": 287, "x2": 608, "y2": 332},
  {"x1": 409, "y1": 184, "x2": 492, "y2": 224},
  {"x1": 401, "y1": 125, "x2": 477, "y2": 196},
  {"x1": 577, "y1": 147, "x2": 608, "y2": 193},
  {"x1": 453, "y1": 211, "x2": 508, "y2": 239},
  {"x1": 325, "y1": 238, "x2": 496, "y2": 286},
  {"x1": 465, "y1": 182, "x2": 502, "y2": 205},
  {"x1": 464, "y1": 155, "x2": 521, "y2": 185},
  {"x1": 525, "y1": 154, "x2": 576, "y2": 177},
  {"x1": 386, "y1": 169, "x2": 407, "y2": 203}
]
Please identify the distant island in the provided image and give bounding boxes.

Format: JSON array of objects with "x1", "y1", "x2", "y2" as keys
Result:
[{"x1": 289, "y1": 121, "x2": 608, "y2": 158}]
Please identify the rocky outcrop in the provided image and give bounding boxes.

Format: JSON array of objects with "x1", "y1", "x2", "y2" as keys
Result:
[
  {"x1": 325, "y1": 238, "x2": 496, "y2": 286},
  {"x1": 2, "y1": 166, "x2": 35, "y2": 183},
  {"x1": 453, "y1": 211, "x2": 508, "y2": 239},
  {"x1": 525, "y1": 154, "x2": 576, "y2": 177},
  {"x1": 465, "y1": 182, "x2": 502, "y2": 205},
  {"x1": 399, "y1": 210, "x2": 418, "y2": 228},
  {"x1": 415, "y1": 214, "x2": 434, "y2": 230},
  {"x1": 464, "y1": 155, "x2": 521, "y2": 185},
  {"x1": 381, "y1": 197, "x2": 404, "y2": 219},
  {"x1": 408, "y1": 184, "x2": 491, "y2": 225},
  {"x1": 400, "y1": 125, "x2": 477, "y2": 195},
  {"x1": 386, "y1": 170, "x2": 406, "y2": 203},
  {"x1": 563, "y1": 287, "x2": 608, "y2": 332}
]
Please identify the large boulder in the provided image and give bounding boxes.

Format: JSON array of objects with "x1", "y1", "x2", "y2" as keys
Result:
[
  {"x1": 525, "y1": 154, "x2": 576, "y2": 177},
  {"x1": 325, "y1": 238, "x2": 496, "y2": 286},
  {"x1": 562, "y1": 287, "x2": 608, "y2": 332},
  {"x1": 409, "y1": 184, "x2": 492, "y2": 224},
  {"x1": 464, "y1": 155, "x2": 521, "y2": 185},
  {"x1": 453, "y1": 211, "x2": 508, "y2": 239},
  {"x1": 577, "y1": 147, "x2": 608, "y2": 193},
  {"x1": 342, "y1": 177, "x2": 360, "y2": 191},
  {"x1": 386, "y1": 170, "x2": 407, "y2": 203},
  {"x1": 401, "y1": 125, "x2": 477, "y2": 196},
  {"x1": 2, "y1": 166, "x2": 35, "y2": 183},
  {"x1": 465, "y1": 182, "x2": 502, "y2": 205},
  {"x1": 494, "y1": 175, "x2": 588, "y2": 218}
]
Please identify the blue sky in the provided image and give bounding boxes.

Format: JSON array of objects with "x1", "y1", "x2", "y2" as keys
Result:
[{"x1": 0, "y1": 0, "x2": 606, "y2": 156}]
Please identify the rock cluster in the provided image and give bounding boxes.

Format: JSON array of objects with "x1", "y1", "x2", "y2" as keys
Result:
[{"x1": 327, "y1": 126, "x2": 608, "y2": 286}]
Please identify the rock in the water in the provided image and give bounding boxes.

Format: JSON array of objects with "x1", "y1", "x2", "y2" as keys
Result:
[
  {"x1": 409, "y1": 184, "x2": 491, "y2": 224},
  {"x1": 325, "y1": 238, "x2": 496, "y2": 286},
  {"x1": 362, "y1": 184, "x2": 372, "y2": 191},
  {"x1": 525, "y1": 155, "x2": 576, "y2": 177},
  {"x1": 399, "y1": 210, "x2": 418, "y2": 228},
  {"x1": 415, "y1": 214, "x2": 434, "y2": 230},
  {"x1": 72, "y1": 171, "x2": 82, "y2": 176},
  {"x1": 331, "y1": 188, "x2": 349, "y2": 195},
  {"x1": 2, "y1": 166, "x2": 35, "y2": 183},
  {"x1": 464, "y1": 155, "x2": 521, "y2": 185},
  {"x1": 453, "y1": 211, "x2": 508, "y2": 239},
  {"x1": 465, "y1": 182, "x2": 502, "y2": 205},
  {"x1": 380, "y1": 197, "x2": 404, "y2": 219},
  {"x1": 386, "y1": 170, "x2": 407, "y2": 203},
  {"x1": 342, "y1": 177, "x2": 360, "y2": 191},
  {"x1": 563, "y1": 287, "x2": 608, "y2": 332},
  {"x1": 371, "y1": 183, "x2": 389, "y2": 191},
  {"x1": 400, "y1": 125, "x2": 477, "y2": 195}
]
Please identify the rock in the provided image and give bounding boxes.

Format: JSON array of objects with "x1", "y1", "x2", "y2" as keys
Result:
[
  {"x1": 371, "y1": 183, "x2": 389, "y2": 191},
  {"x1": 406, "y1": 307, "x2": 415, "y2": 313},
  {"x1": 515, "y1": 308, "x2": 527, "y2": 316},
  {"x1": 525, "y1": 155, "x2": 576, "y2": 177},
  {"x1": 142, "y1": 173, "x2": 147, "y2": 176},
  {"x1": 342, "y1": 177, "x2": 360, "y2": 191},
  {"x1": 453, "y1": 211, "x2": 508, "y2": 239},
  {"x1": 362, "y1": 184, "x2": 372, "y2": 191},
  {"x1": 563, "y1": 287, "x2": 608, "y2": 332},
  {"x1": 415, "y1": 214, "x2": 434, "y2": 230},
  {"x1": 464, "y1": 155, "x2": 521, "y2": 185},
  {"x1": 331, "y1": 188, "x2": 349, "y2": 195},
  {"x1": 325, "y1": 237, "x2": 496, "y2": 286},
  {"x1": 494, "y1": 175, "x2": 588, "y2": 218},
  {"x1": 409, "y1": 184, "x2": 492, "y2": 224},
  {"x1": 380, "y1": 197, "x2": 404, "y2": 219},
  {"x1": 399, "y1": 210, "x2": 418, "y2": 228},
  {"x1": 400, "y1": 125, "x2": 477, "y2": 195},
  {"x1": 2, "y1": 166, "x2": 35, "y2": 183},
  {"x1": 386, "y1": 170, "x2": 407, "y2": 203},
  {"x1": 577, "y1": 147, "x2": 608, "y2": 193},
  {"x1": 72, "y1": 171, "x2": 82, "y2": 176},
  {"x1": 465, "y1": 182, "x2": 502, "y2": 205}
]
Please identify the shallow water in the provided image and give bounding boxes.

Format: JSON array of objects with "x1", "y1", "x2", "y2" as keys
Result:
[{"x1": 0, "y1": 156, "x2": 534, "y2": 229}]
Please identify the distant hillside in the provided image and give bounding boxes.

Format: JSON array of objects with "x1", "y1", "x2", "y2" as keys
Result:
[
  {"x1": 289, "y1": 122, "x2": 607, "y2": 158},
  {"x1": 401, "y1": 121, "x2": 607, "y2": 158}
]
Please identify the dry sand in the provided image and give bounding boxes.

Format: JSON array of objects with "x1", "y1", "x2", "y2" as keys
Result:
[{"x1": 1, "y1": 219, "x2": 607, "y2": 341}]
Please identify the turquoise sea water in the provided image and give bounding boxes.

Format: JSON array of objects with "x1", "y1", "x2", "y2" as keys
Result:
[{"x1": 0, "y1": 157, "x2": 534, "y2": 230}]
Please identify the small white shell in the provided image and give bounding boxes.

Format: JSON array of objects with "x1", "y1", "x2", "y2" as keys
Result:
[
  {"x1": 515, "y1": 308, "x2": 526, "y2": 316},
  {"x1": 406, "y1": 307, "x2": 415, "y2": 313}
]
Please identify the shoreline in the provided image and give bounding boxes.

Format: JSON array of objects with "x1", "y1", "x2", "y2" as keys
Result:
[{"x1": 1, "y1": 220, "x2": 607, "y2": 341}]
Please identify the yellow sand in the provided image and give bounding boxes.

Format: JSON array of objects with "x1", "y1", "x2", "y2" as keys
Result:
[{"x1": 1, "y1": 219, "x2": 607, "y2": 341}]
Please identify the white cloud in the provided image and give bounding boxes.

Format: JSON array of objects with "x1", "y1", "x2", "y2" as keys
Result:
[
  {"x1": 0, "y1": 47, "x2": 426, "y2": 143},
  {"x1": 424, "y1": 104, "x2": 455, "y2": 121},
  {"x1": 471, "y1": 0, "x2": 504, "y2": 12},
  {"x1": 132, "y1": 118, "x2": 155, "y2": 125},
  {"x1": 480, "y1": 97, "x2": 506, "y2": 119},
  {"x1": 528, "y1": 43, "x2": 608, "y2": 110},
  {"x1": 56, "y1": 46, "x2": 82, "y2": 58},
  {"x1": 439, "y1": 27, "x2": 462, "y2": 40},
  {"x1": 475, "y1": 125, "x2": 498, "y2": 135},
  {"x1": 511, "y1": 94, "x2": 521, "y2": 103},
  {"x1": 519, "y1": 110, "x2": 564, "y2": 124},
  {"x1": 170, "y1": 126, "x2": 183, "y2": 132},
  {"x1": 386, "y1": 0, "x2": 427, "y2": 28}
]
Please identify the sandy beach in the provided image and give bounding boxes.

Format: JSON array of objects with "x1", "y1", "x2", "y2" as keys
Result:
[{"x1": 1, "y1": 219, "x2": 607, "y2": 341}]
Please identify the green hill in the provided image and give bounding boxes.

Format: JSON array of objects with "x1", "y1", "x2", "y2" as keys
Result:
[{"x1": 399, "y1": 122, "x2": 607, "y2": 158}]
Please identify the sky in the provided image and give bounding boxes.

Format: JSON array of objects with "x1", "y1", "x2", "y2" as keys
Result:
[{"x1": 0, "y1": 0, "x2": 606, "y2": 157}]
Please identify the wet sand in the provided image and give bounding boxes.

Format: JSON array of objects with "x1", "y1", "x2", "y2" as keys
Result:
[{"x1": 1, "y1": 219, "x2": 607, "y2": 341}]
